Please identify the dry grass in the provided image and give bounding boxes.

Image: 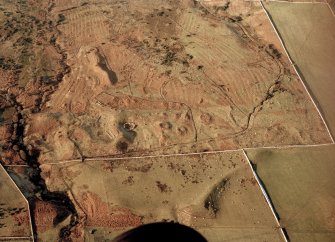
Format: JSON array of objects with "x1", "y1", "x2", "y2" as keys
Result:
[{"x1": 246, "y1": 144, "x2": 335, "y2": 242}]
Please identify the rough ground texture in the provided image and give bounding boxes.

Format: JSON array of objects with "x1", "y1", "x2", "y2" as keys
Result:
[
  {"x1": 22, "y1": 0, "x2": 331, "y2": 164},
  {"x1": 42, "y1": 151, "x2": 283, "y2": 241},
  {"x1": 0, "y1": 166, "x2": 31, "y2": 238},
  {"x1": 0, "y1": 0, "x2": 333, "y2": 241}
]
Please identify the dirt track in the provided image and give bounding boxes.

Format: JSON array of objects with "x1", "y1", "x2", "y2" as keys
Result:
[
  {"x1": 26, "y1": 0, "x2": 331, "y2": 167},
  {"x1": 0, "y1": 0, "x2": 334, "y2": 241},
  {"x1": 264, "y1": 1, "x2": 335, "y2": 138}
]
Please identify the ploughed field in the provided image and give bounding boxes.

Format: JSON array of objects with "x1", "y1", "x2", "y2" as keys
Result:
[
  {"x1": 9, "y1": 0, "x2": 331, "y2": 165},
  {"x1": 0, "y1": 0, "x2": 334, "y2": 241}
]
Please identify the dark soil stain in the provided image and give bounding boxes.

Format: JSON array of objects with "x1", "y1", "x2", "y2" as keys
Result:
[
  {"x1": 204, "y1": 178, "x2": 229, "y2": 216},
  {"x1": 156, "y1": 181, "x2": 172, "y2": 193},
  {"x1": 96, "y1": 49, "x2": 118, "y2": 84}
]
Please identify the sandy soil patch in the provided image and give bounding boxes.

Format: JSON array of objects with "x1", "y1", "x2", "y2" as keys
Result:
[{"x1": 41, "y1": 151, "x2": 284, "y2": 241}]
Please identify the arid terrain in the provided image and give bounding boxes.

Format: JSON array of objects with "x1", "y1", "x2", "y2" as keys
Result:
[
  {"x1": 0, "y1": 166, "x2": 32, "y2": 239},
  {"x1": 41, "y1": 151, "x2": 284, "y2": 241},
  {"x1": 0, "y1": 0, "x2": 334, "y2": 241}
]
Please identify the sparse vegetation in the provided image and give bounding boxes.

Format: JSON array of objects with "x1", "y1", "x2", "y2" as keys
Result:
[{"x1": 0, "y1": 1, "x2": 332, "y2": 241}]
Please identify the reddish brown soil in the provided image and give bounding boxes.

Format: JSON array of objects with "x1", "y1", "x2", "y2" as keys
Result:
[
  {"x1": 11, "y1": 211, "x2": 30, "y2": 236},
  {"x1": 81, "y1": 191, "x2": 142, "y2": 229},
  {"x1": 33, "y1": 200, "x2": 59, "y2": 233},
  {"x1": 0, "y1": 0, "x2": 333, "y2": 241}
]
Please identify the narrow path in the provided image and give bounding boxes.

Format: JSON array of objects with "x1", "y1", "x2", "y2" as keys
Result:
[
  {"x1": 259, "y1": 0, "x2": 334, "y2": 143},
  {"x1": 159, "y1": 79, "x2": 198, "y2": 142},
  {"x1": 197, "y1": 0, "x2": 289, "y2": 137},
  {"x1": 35, "y1": 142, "x2": 335, "y2": 166},
  {"x1": 0, "y1": 236, "x2": 32, "y2": 240},
  {"x1": 248, "y1": 0, "x2": 335, "y2": 17}
]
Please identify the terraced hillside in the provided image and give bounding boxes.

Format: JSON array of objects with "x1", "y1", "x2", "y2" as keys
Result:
[{"x1": 0, "y1": 0, "x2": 334, "y2": 241}]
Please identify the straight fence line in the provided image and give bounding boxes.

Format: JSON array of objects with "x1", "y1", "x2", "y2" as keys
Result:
[
  {"x1": 268, "y1": 0, "x2": 326, "y2": 4},
  {"x1": 325, "y1": 0, "x2": 335, "y2": 16},
  {"x1": 266, "y1": 0, "x2": 335, "y2": 16},
  {"x1": 259, "y1": 0, "x2": 334, "y2": 143},
  {"x1": 2, "y1": 164, "x2": 30, "y2": 167},
  {"x1": 37, "y1": 142, "x2": 334, "y2": 166},
  {"x1": 242, "y1": 150, "x2": 289, "y2": 242},
  {"x1": 0, "y1": 165, "x2": 35, "y2": 242},
  {"x1": 0, "y1": 236, "x2": 31, "y2": 240}
]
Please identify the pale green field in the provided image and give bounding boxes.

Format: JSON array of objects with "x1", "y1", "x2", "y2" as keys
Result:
[
  {"x1": 264, "y1": 1, "x2": 335, "y2": 138},
  {"x1": 247, "y1": 144, "x2": 335, "y2": 242}
]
